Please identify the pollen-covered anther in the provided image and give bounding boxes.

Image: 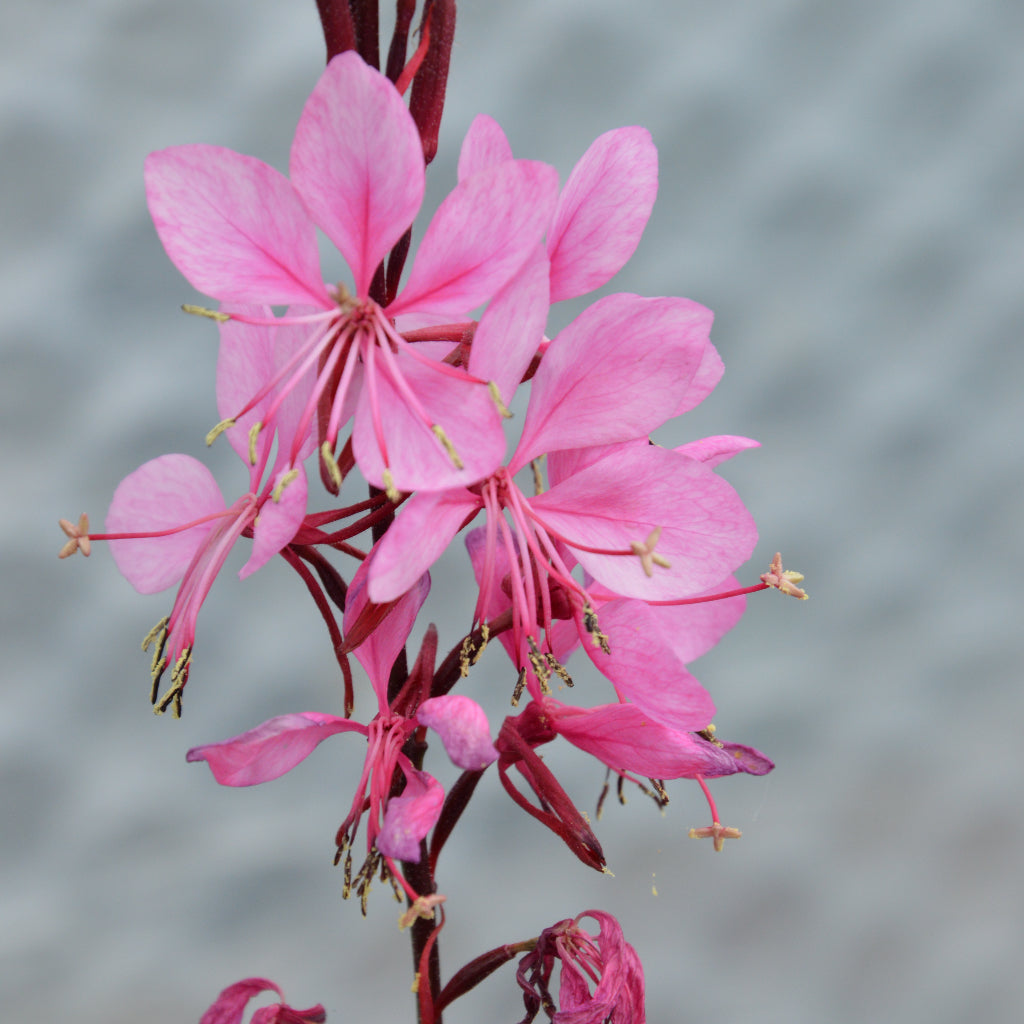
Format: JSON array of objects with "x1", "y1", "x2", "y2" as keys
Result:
[
  {"x1": 272, "y1": 468, "x2": 300, "y2": 502},
  {"x1": 57, "y1": 514, "x2": 91, "y2": 559},
  {"x1": 630, "y1": 526, "x2": 671, "y2": 577},
  {"x1": 760, "y1": 552, "x2": 809, "y2": 600},
  {"x1": 431, "y1": 424, "x2": 465, "y2": 470},
  {"x1": 181, "y1": 303, "x2": 230, "y2": 322},
  {"x1": 247, "y1": 422, "x2": 263, "y2": 465},
  {"x1": 689, "y1": 820, "x2": 742, "y2": 852},
  {"x1": 582, "y1": 602, "x2": 611, "y2": 654},
  {"x1": 487, "y1": 380, "x2": 513, "y2": 419},
  {"x1": 320, "y1": 441, "x2": 343, "y2": 490},
  {"x1": 511, "y1": 668, "x2": 527, "y2": 706},
  {"x1": 381, "y1": 468, "x2": 400, "y2": 504},
  {"x1": 398, "y1": 893, "x2": 446, "y2": 932},
  {"x1": 205, "y1": 417, "x2": 237, "y2": 447},
  {"x1": 153, "y1": 647, "x2": 191, "y2": 718}
]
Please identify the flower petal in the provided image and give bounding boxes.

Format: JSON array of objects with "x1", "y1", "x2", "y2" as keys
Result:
[
  {"x1": 529, "y1": 445, "x2": 757, "y2": 599},
  {"x1": 511, "y1": 295, "x2": 711, "y2": 470},
  {"x1": 239, "y1": 464, "x2": 308, "y2": 580},
  {"x1": 457, "y1": 114, "x2": 513, "y2": 182},
  {"x1": 377, "y1": 768, "x2": 444, "y2": 862},
  {"x1": 674, "y1": 434, "x2": 760, "y2": 468},
  {"x1": 547, "y1": 127, "x2": 658, "y2": 302},
  {"x1": 418, "y1": 695, "x2": 499, "y2": 770},
  {"x1": 200, "y1": 979, "x2": 284, "y2": 1024},
  {"x1": 186, "y1": 712, "x2": 363, "y2": 786},
  {"x1": 145, "y1": 146, "x2": 328, "y2": 307},
  {"x1": 106, "y1": 454, "x2": 226, "y2": 594},
  {"x1": 388, "y1": 159, "x2": 559, "y2": 317},
  {"x1": 367, "y1": 489, "x2": 480, "y2": 603},
  {"x1": 289, "y1": 52, "x2": 425, "y2": 296}
]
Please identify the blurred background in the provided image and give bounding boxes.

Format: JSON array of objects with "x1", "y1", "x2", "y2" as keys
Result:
[{"x1": 3, "y1": 0, "x2": 1022, "y2": 1021}]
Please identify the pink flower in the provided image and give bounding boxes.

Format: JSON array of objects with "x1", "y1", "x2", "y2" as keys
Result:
[
  {"x1": 186, "y1": 567, "x2": 498, "y2": 876},
  {"x1": 200, "y1": 977, "x2": 325, "y2": 1024},
  {"x1": 517, "y1": 911, "x2": 645, "y2": 1024},
  {"x1": 145, "y1": 52, "x2": 558, "y2": 495}
]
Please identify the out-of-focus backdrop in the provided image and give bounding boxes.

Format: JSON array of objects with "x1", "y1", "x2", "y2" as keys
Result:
[{"x1": 3, "y1": 1, "x2": 1022, "y2": 1021}]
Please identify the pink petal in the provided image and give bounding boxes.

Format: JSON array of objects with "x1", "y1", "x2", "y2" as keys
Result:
[
  {"x1": 417, "y1": 695, "x2": 498, "y2": 770},
  {"x1": 547, "y1": 438, "x2": 649, "y2": 489},
  {"x1": 550, "y1": 701, "x2": 738, "y2": 779},
  {"x1": 186, "y1": 712, "x2": 363, "y2": 786},
  {"x1": 674, "y1": 434, "x2": 760, "y2": 468},
  {"x1": 511, "y1": 295, "x2": 711, "y2": 470},
  {"x1": 388, "y1": 160, "x2": 559, "y2": 317},
  {"x1": 145, "y1": 146, "x2": 329, "y2": 307},
  {"x1": 289, "y1": 53, "x2": 425, "y2": 296},
  {"x1": 106, "y1": 454, "x2": 226, "y2": 594},
  {"x1": 674, "y1": 340, "x2": 723, "y2": 416},
  {"x1": 345, "y1": 559, "x2": 431, "y2": 703},
  {"x1": 467, "y1": 246, "x2": 550, "y2": 406},
  {"x1": 457, "y1": 114, "x2": 514, "y2": 182},
  {"x1": 529, "y1": 445, "x2": 757, "y2": 600},
  {"x1": 582, "y1": 600, "x2": 716, "y2": 731},
  {"x1": 352, "y1": 353, "x2": 506, "y2": 494},
  {"x1": 645, "y1": 575, "x2": 747, "y2": 663},
  {"x1": 377, "y1": 768, "x2": 444, "y2": 861},
  {"x1": 200, "y1": 979, "x2": 284, "y2": 1024},
  {"x1": 367, "y1": 489, "x2": 480, "y2": 603},
  {"x1": 719, "y1": 742, "x2": 775, "y2": 776},
  {"x1": 239, "y1": 464, "x2": 308, "y2": 579},
  {"x1": 547, "y1": 127, "x2": 658, "y2": 302}
]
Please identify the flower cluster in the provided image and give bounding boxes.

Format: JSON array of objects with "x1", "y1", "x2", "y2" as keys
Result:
[{"x1": 62, "y1": 28, "x2": 802, "y2": 1023}]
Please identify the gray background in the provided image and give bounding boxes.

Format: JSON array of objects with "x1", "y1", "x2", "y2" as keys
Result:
[{"x1": 3, "y1": 0, "x2": 1022, "y2": 1021}]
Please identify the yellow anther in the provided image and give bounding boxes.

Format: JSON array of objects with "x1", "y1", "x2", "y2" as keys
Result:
[
  {"x1": 382, "y1": 468, "x2": 400, "y2": 504},
  {"x1": 205, "y1": 418, "x2": 236, "y2": 447},
  {"x1": 488, "y1": 380, "x2": 513, "y2": 419},
  {"x1": 272, "y1": 468, "x2": 300, "y2": 502},
  {"x1": 182, "y1": 304, "x2": 229, "y2": 322},
  {"x1": 431, "y1": 424, "x2": 464, "y2": 470},
  {"x1": 530, "y1": 458, "x2": 546, "y2": 496},
  {"x1": 247, "y1": 422, "x2": 262, "y2": 465},
  {"x1": 320, "y1": 442, "x2": 343, "y2": 490}
]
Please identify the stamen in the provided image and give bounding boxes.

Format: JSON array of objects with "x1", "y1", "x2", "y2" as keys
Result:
[
  {"x1": 530, "y1": 458, "x2": 545, "y2": 496},
  {"x1": 182, "y1": 304, "x2": 229, "y2": 322},
  {"x1": 205, "y1": 418, "x2": 236, "y2": 447},
  {"x1": 382, "y1": 468, "x2": 400, "y2": 504},
  {"x1": 511, "y1": 668, "x2": 527, "y2": 706},
  {"x1": 247, "y1": 422, "x2": 262, "y2": 466},
  {"x1": 488, "y1": 380, "x2": 513, "y2": 419},
  {"x1": 431, "y1": 424, "x2": 464, "y2": 470},
  {"x1": 582, "y1": 602, "x2": 610, "y2": 654},
  {"x1": 320, "y1": 441, "x2": 343, "y2": 490},
  {"x1": 272, "y1": 468, "x2": 300, "y2": 502}
]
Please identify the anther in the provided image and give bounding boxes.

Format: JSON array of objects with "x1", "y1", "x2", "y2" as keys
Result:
[
  {"x1": 320, "y1": 442, "x2": 343, "y2": 490},
  {"x1": 272, "y1": 468, "x2": 300, "y2": 502},
  {"x1": 431, "y1": 425, "x2": 465, "y2": 470},
  {"x1": 182, "y1": 304, "x2": 229, "y2": 322},
  {"x1": 583, "y1": 602, "x2": 611, "y2": 654},
  {"x1": 511, "y1": 668, "x2": 527, "y2": 706},
  {"x1": 247, "y1": 422, "x2": 262, "y2": 466},
  {"x1": 205, "y1": 418, "x2": 236, "y2": 447},
  {"x1": 487, "y1": 381, "x2": 513, "y2": 419},
  {"x1": 530, "y1": 458, "x2": 545, "y2": 496},
  {"x1": 381, "y1": 468, "x2": 400, "y2": 504}
]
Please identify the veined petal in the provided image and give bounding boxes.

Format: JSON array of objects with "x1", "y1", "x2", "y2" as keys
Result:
[
  {"x1": 550, "y1": 701, "x2": 738, "y2": 779},
  {"x1": 367, "y1": 489, "x2": 480, "y2": 603},
  {"x1": 674, "y1": 340, "x2": 723, "y2": 416},
  {"x1": 547, "y1": 127, "x2": 658, "y2": 302},
  {"x1": 352, "y1": 353, "x2": 506, "y2": 494},
  {"x1": 186, "y1": 712, "x2": 363, "y2": 786},
  {"x1": 145, "y1": 146, "x2": 329, "y2": 307},
  {"x1": 457, "y1": 114, "x2": 514, "y2": 182},
  {"x1": 107, "y1": 454, "x2": 226, "y2": 594},
  {"x1": 200, "y1": 979, "x2": 284, "y2": 1024},
  {"x1": 345, "y1": 559, "x2": 430, "y2": 703},
  {"x1": 290, "y1": 52, "x2": 425, "y2": 296},
  {"x1": 530, "y1": 445, "x2": 757, "y2": 599},
  {"x1": 511, "y1": 295, "x2": 711, "y2": 471},
  {"x1": 388, "y1": 160, "x2": 559, "y2": 317},
  {"x1": 239, "y1": 464, "x2": 308, "y2": 580},
  {"x1": 418, "y1": 695, "x2": 498, "y2": 770},
  {"x1": 581, "y1": 600, "x2": 716, "y2": 731},
  {"x1": 467, "y1": 246, "x2": 550, "y2": 407},
  {"x1": 377, "y1": 768, "x2": 444, "y2": 862},
  {"x1": 674, "y1": 434, "x2": 760, "y2": 468}
]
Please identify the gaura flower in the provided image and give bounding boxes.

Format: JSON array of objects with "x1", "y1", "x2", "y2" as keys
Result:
[
  {"x1": 199, "y1": 977, "x2": 325, "y2": 1024},
  {"x1": 517, "y1": 910, "x2": 645, "y2": 1024},
  {"x1": 186, "y1": 565, "x2": 498, "y2": 904},
  {"x1": 145, "y1": 52, "x2": 558, "y2": 496}
]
